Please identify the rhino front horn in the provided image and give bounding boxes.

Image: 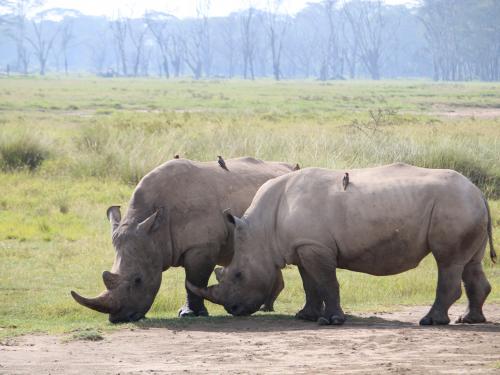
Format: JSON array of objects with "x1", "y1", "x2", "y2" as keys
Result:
[
  {"x1": 70, "y1": 290, "x2": 118, "y2": 314},
  {"x1": 186, "y1": 281, "x2": 223, "y2": 306}
]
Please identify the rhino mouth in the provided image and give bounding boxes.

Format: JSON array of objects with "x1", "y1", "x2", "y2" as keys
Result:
[
  {"x1": 109, "y1": 311, "x2": 145, "y2": 324},
  {"x1": 225, "y1": 303, "x2": 258, "y2": 317}
]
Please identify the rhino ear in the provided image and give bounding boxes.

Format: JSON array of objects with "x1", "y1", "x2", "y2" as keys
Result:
[
  {"x1": 223, "y1": 208, "x2": 245, "y2": 227},
  {"x1": 106, "y1": 206, "x2": 121, "y2": 234},
  {"x1": 214, "y1": 267, "x2": 224, "y2": 282},
  {"x1": 138, "y1": 207, "x2": 165, "y2": 234}
]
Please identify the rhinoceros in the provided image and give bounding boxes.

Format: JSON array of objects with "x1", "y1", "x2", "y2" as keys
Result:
[
  {"x1": 188, "y1": 163, "x2": 496, "y2": 325},
  {"x1": 71, "y1": 157, "x2": 294, "y2": 322}
]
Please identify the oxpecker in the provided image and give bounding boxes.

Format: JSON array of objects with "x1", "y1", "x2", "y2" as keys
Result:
[
  {"x1": 218, "y1": 155, "x2": 229, "y2": 171},
  {"x1": 342, "y1": 172, "x2": 349, "y2": 191}
]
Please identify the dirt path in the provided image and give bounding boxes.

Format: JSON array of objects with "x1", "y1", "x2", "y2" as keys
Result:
[{"x1": 1, "y1": 305, "x2": 499, "y2": 374}]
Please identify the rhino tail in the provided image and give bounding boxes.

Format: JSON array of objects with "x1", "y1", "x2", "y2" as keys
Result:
[{"x1": 484, "y1": 197, "x2": 497, "y2": 264}]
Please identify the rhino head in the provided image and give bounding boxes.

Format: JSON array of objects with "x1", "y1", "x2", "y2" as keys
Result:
[
  {"x1": 71, "y1": 206, "x2": 164, "y2": 323},
  {"x1": 188, "y1": 212, "x2": 276, "y2": 316}
]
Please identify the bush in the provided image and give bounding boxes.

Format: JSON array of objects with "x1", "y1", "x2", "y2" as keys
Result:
[{"x1": 0, "y1": 134, "x2": 49, "y2": 172}]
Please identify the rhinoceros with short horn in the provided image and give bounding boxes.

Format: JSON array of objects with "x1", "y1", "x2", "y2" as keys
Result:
[
  {"x1": 71, "y1": 157, "x2": 294, "y2": 322},
  {"x1": 188, "y1": 163, "x2": 496, "y2": 325}
]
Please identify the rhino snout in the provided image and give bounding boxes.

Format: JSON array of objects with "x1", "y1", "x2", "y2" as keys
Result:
[{"x1": 109, "y1": 311, "x2": 145, "y2": 324}]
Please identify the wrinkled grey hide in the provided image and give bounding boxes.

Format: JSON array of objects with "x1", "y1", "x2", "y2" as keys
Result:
[
  {"x1": 71, "y1": 157, "x2": 293, "y2": 322},
  {"x1": 190, "y1": 163, "x2": 496, "y2": 326}
]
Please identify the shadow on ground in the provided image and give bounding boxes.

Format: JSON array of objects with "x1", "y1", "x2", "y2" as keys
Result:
[{"x1": 132, "y1": 313, "x2": 500, "y2": 334}]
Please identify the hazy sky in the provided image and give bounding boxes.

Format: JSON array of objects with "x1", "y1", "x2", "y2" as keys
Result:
[{"x1": 39, "y1": 0, "x2": 415, "y2": 18}]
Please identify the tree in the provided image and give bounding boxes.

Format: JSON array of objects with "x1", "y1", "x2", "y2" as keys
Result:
[
  {"x1": 240, "y1": 7, "x2": 257, "y2": 79},
  {"x1": 26, "y1": 9, "x2": 60, "y2": 75},
  {"x1": 128, "y1": 18, "x2": 147, "y2": 76},
  {"x1": 4, "y1": 0, "x2": 45, "y2": 74},
  {"x1": 343, "y1": 0, "x2": 397, "y2": 80},
  {"x1": 265, "y1": 0, "x2": 289, "y2": 80},
  {"x1": 319, "y1": 0, "x2": 343, "y2": 80},
  {"x1": 183, "y1": 0, "x2": 211, "y2": 79},
  {"x1": 145, "y1": 11, "x2": 175, "y2": 78},
  {"x1": 110, "y1": 15, "x2": 128, "y2": 76}
]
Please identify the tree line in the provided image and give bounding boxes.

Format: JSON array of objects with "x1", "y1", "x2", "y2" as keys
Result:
[{"x1": 0, "y1": 0, "x2": 499, "y2": 81}]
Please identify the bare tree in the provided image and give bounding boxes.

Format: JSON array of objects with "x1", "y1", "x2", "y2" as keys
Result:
[
  {"x1": 184, "y1": 0, "x2": 211, "y2": 78},
  {"x1": 240, "y1": 7, "x2": 256, "y2": 79},
  {"x1": 265, "y1": 0, "x2": 289, "y2": 80},
  {"x1": 343, "y1": 0, "x2": 396, "y2": 80},
  {"x1": 145, "y1": 11, "x2": 174, "y2": 78},
  {"x1": 4, "y1": 0, "x2": 44, "y2": 74},
  {"x1": 169, "y1": 32, "x2": 184, "y2": 77},
  {"x1": 128, "y1": 18, "x2": 147, "y2": 76},
  {"x1": 220, "y1": 14, "x2": 237, "y2": 78},
  {"x1": 26, "y1": 9, "x2": 60, "y2": 75},
  {"x1": 319, "y1": 0, "x2": 343, "y2": 80},
  {"x1": 110, "y1": 15, "x2": 128, "y2": 76}
]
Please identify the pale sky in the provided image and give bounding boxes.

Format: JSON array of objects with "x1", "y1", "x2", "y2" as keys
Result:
[{"x1": 38, "y1": 0, "x2": 415, "y2": 19}]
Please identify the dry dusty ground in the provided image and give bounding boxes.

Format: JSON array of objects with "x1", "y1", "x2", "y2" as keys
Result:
[{"x1": 1, "y1": 304, "x2": 499, "y2": 375}]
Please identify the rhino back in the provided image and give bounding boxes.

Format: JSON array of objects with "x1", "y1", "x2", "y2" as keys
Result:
[
  {"x1": 246, "y1": 163, "x2": 486, "y2": 275},
  {"x1": 123, "y1": 157, "x2": 292, "y2": 266}
]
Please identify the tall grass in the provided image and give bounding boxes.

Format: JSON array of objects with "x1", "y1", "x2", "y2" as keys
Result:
[
  {"x1": 0, "y1": 131, "x2": 50, "y2": 172},
  {"x1": 56, "y1": 113, "x2": 499, "y2": 197}
]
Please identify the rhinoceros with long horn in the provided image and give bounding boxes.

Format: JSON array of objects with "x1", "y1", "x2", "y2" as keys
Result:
[
  {"x1": 71, "y1": 157, "x2": 294, "y2": 323},
  {"x1": 188, "y1": 163, "x2": 496, "y2": 325}
]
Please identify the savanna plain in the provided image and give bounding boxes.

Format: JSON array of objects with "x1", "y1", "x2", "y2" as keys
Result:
[{"x1": 0, "y1": 77, "x2": 499, "y2": 374}]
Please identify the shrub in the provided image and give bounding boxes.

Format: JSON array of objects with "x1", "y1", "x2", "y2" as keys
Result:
[{"x1": 0, "y1": 134, "x2": 49, "y2": 172}]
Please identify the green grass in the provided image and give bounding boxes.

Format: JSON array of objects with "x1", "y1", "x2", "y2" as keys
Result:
[{"x1": 0, "y1": 77, "x2": 499, "y2": 339}]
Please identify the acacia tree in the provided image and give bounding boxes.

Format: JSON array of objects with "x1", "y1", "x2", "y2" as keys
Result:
[
  {"x1": 319, "y1": 0, "x2": 343, "y2": 80},
  {"x1": 169, "y1": 32, "x2": 184, "y2": 77},
  {"x1": 265, "y1": 0, "x2": 289, "y2": 80},
  {"x1": 4, "y1": 0, "x2": 44, "y2": 74},
  {"x1": 343, "y1": 0, "x2": 396, "y2": 80},
  {"x1": 240, "y1": 7, "x2": 256, "y2": 79},
  {"x1": 128, "y1": 18, "x2": 147, "y2": 76},
  {"x1": 145, "y1": 11, "x2": 174, "y2": 78},
  {"x1": 26, "y1": 9, "x2": 60, "y2": 75},
  {"x1": 220, "y1": 14, "x2": 237, "y2": 78},
  {"x1": 110, "y1": 15, "x2": 128, "y2": 76}
]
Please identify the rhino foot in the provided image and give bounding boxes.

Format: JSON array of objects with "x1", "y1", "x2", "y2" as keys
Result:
[
  {"x1": 178, "y1": 306, "x2": 209, "y2": 318},
  {"x1": 317, "y1": 317, "x2": 330, "y2": 326},
  {"x1": 316, "y1": 315, "x2": 345, "y2": 326},
  {"x1": 456, "y1": 313, "x2": 486, "y2": 324},
  {"x1": 260, "y1": 304, "x2": 274, "y2": 312},
  {"x1": 295, "y1": 309, "x2": 320, "y2": 322},
  {"x1": 329, "y1": 315, "x2": 345, "y2": 325},
  {"x1": 419, "y1": 315, "x2": 450, "y2": 326}
]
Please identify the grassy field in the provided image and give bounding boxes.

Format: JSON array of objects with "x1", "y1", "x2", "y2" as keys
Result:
[{"x1": 0, "y1": 77, "x2": 499, "y2": 339}]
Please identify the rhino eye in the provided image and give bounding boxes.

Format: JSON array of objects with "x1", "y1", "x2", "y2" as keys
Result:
[
  {"x1": 134, "y1": 277, "x2": 142, "y2": 285},
  {"x1": 234, "y1": 271, "x2": 242, "y2": 280}
]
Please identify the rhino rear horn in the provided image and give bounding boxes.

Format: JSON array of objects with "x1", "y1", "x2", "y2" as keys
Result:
[
  {"x1": 107, "y1": 206, "x2": 121, "y2": 234},
  {"x1": 102, "y1": 271, "x2": 120, "y2": 290},
  {"x1": 137, "y1": 207, "x2": 165, "y2": 234},
  {"x1": 186, "y1": 281, "x2": 224, "y2": 306},
  {"x1": 70, "y1": 290, "x2": 118, "y2": 314}
]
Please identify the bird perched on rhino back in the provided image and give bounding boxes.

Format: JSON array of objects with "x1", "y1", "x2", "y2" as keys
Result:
[
  {"x1": 342, "y1": 172, "x2": 349, "y2": 191},
  {"x1": 218, "y1": 155, "x2": 229, "y2": 171}
]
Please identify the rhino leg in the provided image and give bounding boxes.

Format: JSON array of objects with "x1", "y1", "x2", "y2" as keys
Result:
[
  {"x1": 261, "y1": 270, "x2": 284, "y2": 312},
  {"x1": 456, "y1": 260, "x2": 491, "y2": 324},
  {"x1": 420, "y1": 263, "x2": 463, "y2": 326},
  {"x1": 297, "y1": 246, "x2": 345, "y2": 326},
  {"x1": 295, "y1": 265, "x2": 323, "y2": 321},
  {"x1": 179, "y1": 247, "x2": 217, "y2": 318}
]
